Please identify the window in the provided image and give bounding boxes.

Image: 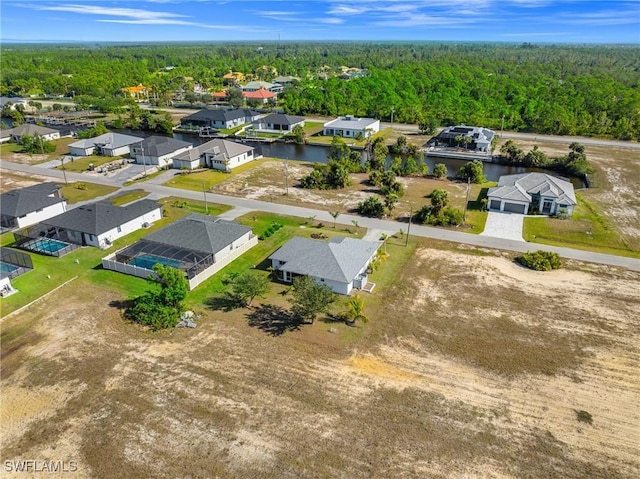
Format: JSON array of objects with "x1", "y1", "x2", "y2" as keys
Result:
[{"x1": 117, "y1": 225, "x2": 122, "y2": 233}]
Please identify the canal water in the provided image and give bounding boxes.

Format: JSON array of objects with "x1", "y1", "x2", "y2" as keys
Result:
[{"x1": 115, "y1": 128, "x2": 584, "y2": 188}]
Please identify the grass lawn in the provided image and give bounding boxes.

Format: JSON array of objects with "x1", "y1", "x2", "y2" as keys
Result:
[
  {"x1": 0, "y1": 198, "x2": 231, "y2": 315},
  {"x1": 219, "y1": 124, "x2": 247, "y2": 135},
  {"x1": 59, "y1": 181, "x2": 119, "y2": 204},
  {"x1": 0, "y1": 142, "x2": 22, "y2": 155},
  {"x1": 164, "y1": 158, "x2": 269, "y2": 191},
  {"x1": 109, "y1": 189, "x2": 150, "y2": 206},
  {"x1": 58, "y1": 155, "x2": 124, "y2": 173},
  {"x1": 523, "y1": 192, "x2": 640, "y2": 257}
]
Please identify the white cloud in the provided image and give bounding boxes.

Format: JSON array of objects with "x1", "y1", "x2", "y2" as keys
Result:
[
  {"x1": 317, "y1": 17, "x2": 344, "y2": 24},
  {"x1": 37, "y1": 4, "x2": 190, "y2": 21}
]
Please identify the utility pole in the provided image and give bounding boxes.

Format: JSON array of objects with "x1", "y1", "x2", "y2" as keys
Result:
[
  {"x1": 61, "y1": 157, "x2": 68, "y2": 185},
  {"x1": 202, "y1": 180, "x2": 208, "y2": 213},
  {"x1": 284, "y1": 158, "x2": 289, "y2": 195},
  {"x1": 140, "y1": 143, "x2": 147, "y2": 177},
  {"x1": 405, "y1": 204, "x2": 412, "y2": 247},
  {"x1": 463, "y1": 177, "x2": 471, "y2": 224},
  {"x1": 390, "y1": 107, "x2": 395, "y2": 128},
  {"x1": 501, "y1": 114, "x2": 505, "y2": 138}
]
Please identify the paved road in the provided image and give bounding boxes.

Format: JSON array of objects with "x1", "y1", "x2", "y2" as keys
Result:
[{"x1": 2, "y1": 159, "x2": 638, "y2": 271}]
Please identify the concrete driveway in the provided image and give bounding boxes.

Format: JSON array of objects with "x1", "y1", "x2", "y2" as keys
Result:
[{"x1": 481, "y1": 211, "x2": 525, "y2": 242}]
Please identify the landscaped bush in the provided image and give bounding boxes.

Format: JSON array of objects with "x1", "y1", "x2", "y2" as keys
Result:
[
  {"x1": 516, "y1": 250, "x2": 562, "y2": 271},
  {"x1": 258, "y1": 222, "x2": 282, "y2": 240}
]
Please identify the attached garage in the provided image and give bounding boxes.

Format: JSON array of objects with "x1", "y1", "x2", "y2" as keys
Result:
[
  {"x1": 503, "y1": 202, "x2": 526, "y2": 214},
  {"x1": 489, "y1": 200, "x2": 502, "y2": 210}
]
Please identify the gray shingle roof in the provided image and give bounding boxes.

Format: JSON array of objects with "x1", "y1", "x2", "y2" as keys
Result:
[
  {"x1": 9, "y1": 124, "x2": 59, "y2": 137},
  {"x1": 487, "y1": 173, "x2": 577, "y2": 205},
  {"x1": 173, "y1": 138, "x2": 253, "y2": 162},
  {"x1": 144, "y1": 214, "x2": 252, "y2": 255},
  {"x1": 42, "y1": 199, "x2": 160, "y2": 235},
  {"x1": 269, "y1": 236, "x2": 381, "y2": 283},
  {"x1": 182, "y1": 109, "x2": 246, "y2": 123},
  {"x1": 135, "y1": 136, "x2": 192, "y2": 157},
  {"x1": 1, "y1": 184, "x2": 65, "y2": 217},
  {"x1": 69, "y1": 132, "x2": 143, "y2": 150},
  {"x1": 256, "y1": 113, "x2": 305, "y2": 126}
]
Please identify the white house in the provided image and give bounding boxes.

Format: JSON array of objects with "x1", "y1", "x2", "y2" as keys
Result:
[
  {"x1": 32, "y1": 199, "x2": 162, "y2": 249},
  {"x1": 323, "y1": 116, "x2": 380, "y2": 139},
  {"x1": 130, "y1": 136, "x2": 193, "y2": 168},
  {"x1": 9, "y1": 124, "x2": 61, "y2": 143},
  {"x1": 68, "y1": 132, "x2": 143, "y2": 157},
  {"x1": 173, "y1": 138, "x2": 255, "y2": 172},
  {"x1": 269, "y1": 236, "x2": 381, "y2": 295},
  {"x1": 487, "y1": 173, "x2": 577, "y2": 216},
  {"x1": 102, "y1": 214, "x2": 258, "y2": 290},
  {"x1": 250, "y1": 113, "x2": 305, "y2": 133},
  {"x1": 0, "y1": 183, "x2": 67, "y2": 229}
]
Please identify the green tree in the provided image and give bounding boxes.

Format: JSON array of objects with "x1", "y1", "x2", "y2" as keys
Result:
[
  {"x1": 329, "y1": 135, "x2": 350, "y2": 161},
  {"x1": 290, "y1": 124, "x2": 305, "y2": 144},
  {"x1": 418, "y1": 115, "x2": 438, "y2": 135},
  {"x1": 330, "y1": 211, "x2": 341, "y2": 229},
  {"x1": 457, "y1": 160, "x2": 487, "y2": 184},
  {"x1": 227, "y1": 87, "x2": 244, "y2": 108},
  {"x1": 290, "y1": 275, "x2": 335, "y2": 324},
  {"x1": 126, "y1": 264, "x2": 189, "y2": 330},
  {"x1": 228, "y1": 271, "x2": 270, "y2": 307},
  {"x1": 430, "y1": 188, "x2": 449, "y2": 215},
  {"x1": 344, "y1": 295, "x2": 368, "y2": 325},
  {"x1": 433, "y1": 163, "x2": 448, "y2": 178},
  {"x1": 358, "y1": 196, "x2": 385, "y2": 217}
]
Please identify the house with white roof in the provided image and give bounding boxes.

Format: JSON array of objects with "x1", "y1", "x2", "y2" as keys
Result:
[
  {"x1": 323, "y1": 116, "x2": 380, "y2": 139},
  {"x1": 434, "y1": 125, "x2": 495, "y2": 153},
  {"x1": 269, "y1": 236, "x2": 381, "y2": 295},
  {"x1": 172, "y1": 139, "x2": 255, "y2": 172},
  {"x1": 250, "y1": 113, "x2": 305, "y2": 133},
  {"x1": 487, "y1": 173, "x2": 577, "y2": 216},
  {"x1": 68, "y1": 132, "x2": 143, "y2": 157}
]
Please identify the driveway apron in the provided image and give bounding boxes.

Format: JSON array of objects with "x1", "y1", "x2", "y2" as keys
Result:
[{"x1": 481, "y1": 211, "x2": 525, "y2": 242}]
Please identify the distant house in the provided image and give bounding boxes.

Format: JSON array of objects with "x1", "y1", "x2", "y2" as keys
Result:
[
  {"x1": 0, "y1": 97, "x2": 28, "y2": 110},
  {"x1": 68, "y1": 132, "x2": 143, "y2": 157},
  {"x1": 0, "y1": 130, "x2": 12, "y2": 144},
  {"x1": 179, "y1": 108, "x2": 259, "y2": 130},
  {"x1": 172, "y1": 138, "x2": 255, "y2": 172},
  {"x1": 323, "y1": 116, "x2": 380, "y2": 138},
  {"x1": 121, "y1": 84, "x2": 151, "y2": 101},
  {"x1": 243, "y1": 89, "x2": 276, "y2": 104},
  {"x1": 487, "y1": 173, "x2": 577, "y2": 216},
  {"x1": 251, "y1": 113, "x2": 305, "y2": 133},
  {"x1": 0, "y1": 182, "x2": 67, "y2": 229},
  {"x1": 269, "y1": 236, "x2": 381, "y2": 295},
  {"x1": 242, "y1": 81, "x2": 281, "y2": 93},
  {"x1": 272, "y1": 75, "x2": 300, "y2": 86},
  {"x1": 434, "y1": 125, "x2": 495, "y2": 153},
  {"x1": 9, "y1": 124, "x2": 60, "y2": 143},
  {"x1": 18, "y1": 199, "x2": 162, "y2": 251},
  {"x1": 130, "y1": 136, "x2": 193, "y2": 168},
  {"x1": 102, "y1": 214, "x2": 258, "y2": 290},
  {"x1": 222, "y1": 71, "x2": 245, "y2": 85}
]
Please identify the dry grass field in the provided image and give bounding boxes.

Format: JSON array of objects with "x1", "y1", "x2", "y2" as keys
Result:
[{"x1": 2, "y1": 238, "x2": 638, "y2": 479}]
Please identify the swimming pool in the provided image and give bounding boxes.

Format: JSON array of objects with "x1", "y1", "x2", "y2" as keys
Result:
[
  {"x1": 129, "y1": 254, "x2": 184, "y2": 270},
  {"x1": 0, "y1": 261, "x2": 18, "y2": 274},
  {"x1": 30, "y1": 238, "x2": 71, "y2": 254}
]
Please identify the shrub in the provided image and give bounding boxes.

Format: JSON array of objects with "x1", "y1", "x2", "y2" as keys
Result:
[
  {"x1": 516, "y1": 250, "x2": 562, "y2": 271},
  {"x1": 357, "y1": 196, "x2": 385, "y2": 218},
  {"x1": 575, "y1": 410, "x2": 593, "y2": 425}
]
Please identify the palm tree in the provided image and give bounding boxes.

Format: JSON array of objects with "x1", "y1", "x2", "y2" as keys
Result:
[
  {"x1": 351, "y1": 220, "x2": 359, "y2": 234},
  {"x1": 379, "y1": 233, "x2": 388, "y2": 254},
  {"x1": 345, "y1": 296, "x2": 367, "y2": 326},
  {"x1": 330, "y1": 211, "x2": 341, "y2": 229}
]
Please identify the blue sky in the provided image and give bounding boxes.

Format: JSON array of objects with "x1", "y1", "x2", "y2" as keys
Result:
[{"x1": 1, "y1": 1, "x2": 639, "y2": 43}]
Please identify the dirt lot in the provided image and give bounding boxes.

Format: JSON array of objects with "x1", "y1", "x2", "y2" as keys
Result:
[{"x1": 2, "y1": 241, "x2": 638, "y2": 478}]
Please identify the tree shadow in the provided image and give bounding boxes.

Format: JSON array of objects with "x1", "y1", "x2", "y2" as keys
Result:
[
  {"x1": 108, "y1": 298, "x2": 134, "y2": 310},
  {"x1": 204, "y1": 294, "x2": 242, "y2": 313},
  {"x1": 246, "y1": 304, "x2": 301, "y2": 336}
]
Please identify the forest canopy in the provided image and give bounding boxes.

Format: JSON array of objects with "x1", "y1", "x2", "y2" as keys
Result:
[{"x1": 1, "y1": 42, "x2": 638, "y2": 139}]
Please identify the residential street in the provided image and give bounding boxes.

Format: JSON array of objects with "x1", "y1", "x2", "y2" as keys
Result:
[{"x1": 2, "y1": 159, "x2": 638, "y2": 271}]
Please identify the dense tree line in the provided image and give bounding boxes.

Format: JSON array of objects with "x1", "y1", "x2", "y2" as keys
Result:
[{"x1": 1, "y1": 42, "x2": 638, "y2": 139}]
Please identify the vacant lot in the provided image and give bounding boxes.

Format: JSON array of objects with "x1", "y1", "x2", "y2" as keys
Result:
[{"x1": 2, "y1": 239, "x2": 638, "y2": 479}]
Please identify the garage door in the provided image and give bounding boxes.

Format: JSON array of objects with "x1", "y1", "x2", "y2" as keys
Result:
[
  {"x1": 503, "y1": 202, "x2": 526, "y2": 214},
  {"x1": 489, "y1": 200, "x2": 502, "y2": 210}
]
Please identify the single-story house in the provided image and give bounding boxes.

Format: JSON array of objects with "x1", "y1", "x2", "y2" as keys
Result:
[
  {"x1": 323, "y1": 116, "x2": 380, "y2": 138},
  {"x1": 243, "y1": 89, "x2": 276, "y2": 104},
  {"x1": 487, "y1": 173, "x2": 577, "y2": 216},
  {"x1": 434, "y1": 125, "x2": 495, "y2": 152},
  {"x1": 222, "y1": 71, "x2": 245, "y2": 85},
  {"x1": 121, "y1": 84, "x2": 151, "y2": 101},
  {"x1": 102, "y1": 214, "x2": 258, "y2": 290},
  {"x1": 179, "y1": 108, "x2": 260, "y2": 130},
  {"x1": 19, "y1": 199, "x2": 162, "y2": 251},
  {"x1": 68, "y1": 132, "x2": 143, "y2": 157},
  {"x1": 242, "y1": 81, "x2": 281, "y2": 93},
  {"x1": 0, "y1": 97, "x2": 28, "y2": 110},
  {"x1": 269, "y1": 236, "x2": 381, "y2": 295},
  {"x1": 0, "y1": 130, "x2": 13, "y2": 144},
  {"x1": 173, "y1": 138, "x2": 255, "y2": 172},
  {"x1": 130, "y1": 136, "x2": 193, "y2": 168},
  {"x1": 1, "y1": 182, "x2": 67, "y2": 229},
  {"x1": 250, "y1": 113, "x2": 305, "y2": 133},
  {"x1": 9, "y1": 124, "x2": 61, "y2": 143},
  {"x1": 272, "y1": 75, "x2": 300, "y2": 86}
]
